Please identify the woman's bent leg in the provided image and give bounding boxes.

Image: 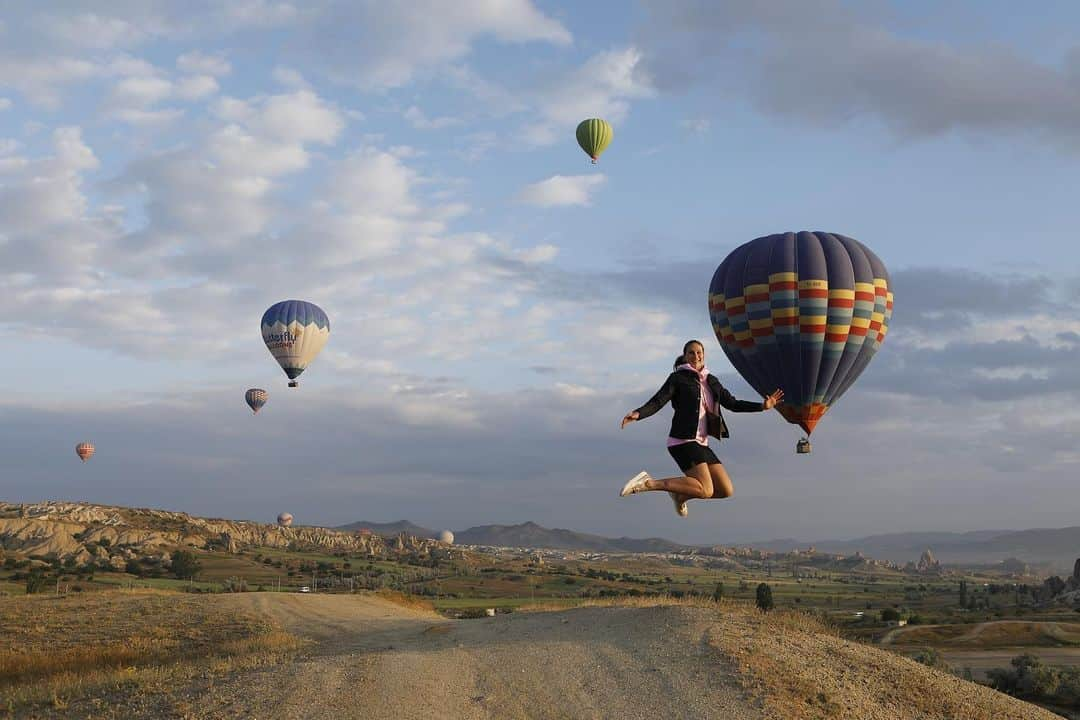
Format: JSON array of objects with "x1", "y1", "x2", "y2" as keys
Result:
[
  {"x1": 644, "y1": 463, "x2": 713, "y2": 499},
  {"x1": 708, "y1": 463, "x2": 733, "y2": 498}
]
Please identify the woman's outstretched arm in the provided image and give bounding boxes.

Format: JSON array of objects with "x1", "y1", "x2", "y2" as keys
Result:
[
  {"x1": 621, "y1": 374, "x2": 675, "y2": 427},
  {"x1": 711, "y1": 379, "x2": 784, "y2": 412}
]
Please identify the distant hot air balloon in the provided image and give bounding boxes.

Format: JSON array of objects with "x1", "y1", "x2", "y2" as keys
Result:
[
  {"x1": 261, "y1": 300, "x2": 330, "y2": 388},
  {"x1": 576, "y1": 118, "x2": 613, "y2": 164},
  {"x1": 75, "y1": 442, "x2": 95, "y2": 463},
  {"x1": 245, "y1": 388, "x2": 268, "y2": 414},
  {"x1": 277, "y1": 512, "x2": 293, "y2": 527},
  {"x1": 708, "y1": 232, "x2": 893, "y2": 453},
  {"x1": 438, "y1": 530, "x2": 454, "y2": 545}
]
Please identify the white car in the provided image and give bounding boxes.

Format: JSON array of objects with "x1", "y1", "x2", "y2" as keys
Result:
[{"x1": 298, "y1": 586, "x2": 311, "y2": 593}]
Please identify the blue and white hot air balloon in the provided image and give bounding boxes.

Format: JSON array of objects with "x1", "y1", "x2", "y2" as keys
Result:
[{"x1": 261, "y1": 300, "x2": 330, "y2": 388}]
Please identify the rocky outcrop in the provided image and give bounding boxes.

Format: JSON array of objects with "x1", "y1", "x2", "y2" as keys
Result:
[{"x1": 0, "y1": 501, "x2": 438, "y2": 565}]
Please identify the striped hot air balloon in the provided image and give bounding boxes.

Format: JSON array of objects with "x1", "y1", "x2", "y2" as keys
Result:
[
  {"x1": 245, "y1": 388, "x2": 268, "y2": 414},
  {"x1": 708, "y1": 232, "x2": 893, "y2": 452},
  {"x1": 75, "y1": 442, "x2": 95, "y2": 462},
  {"x1": 576, "y1": 118, "x2": 613, "y2": 164},
  {"x1": 261, "y1": 300, "x2": 330, "y2": 388}
]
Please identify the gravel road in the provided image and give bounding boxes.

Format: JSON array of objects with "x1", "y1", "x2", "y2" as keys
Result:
[{"x1": 186, "y1": 594, "x2": 763, "y2": 720}]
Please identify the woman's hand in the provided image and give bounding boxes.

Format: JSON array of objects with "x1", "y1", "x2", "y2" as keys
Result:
[
  {"x1": 621, "y1": 411, "x2": 639, "y2": 428},
  {"x1": 763, "y1": 388, "x2": 784, "y2": 410}
]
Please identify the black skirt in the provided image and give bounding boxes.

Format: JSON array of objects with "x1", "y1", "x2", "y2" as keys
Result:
[{"x1": 667, "y1": 442, "x2": 721, "y2": 472}]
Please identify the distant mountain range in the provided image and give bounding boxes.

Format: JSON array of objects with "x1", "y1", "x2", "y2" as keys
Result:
[
  {"x1": 339, "y1": 519, "x2": 1080, "y2": 570},
  {"x1": 455, "y1": 522, "x2": 688, "y2": 554}
]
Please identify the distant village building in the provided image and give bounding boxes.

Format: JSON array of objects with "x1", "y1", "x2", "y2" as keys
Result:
[{"x1": 916, "y1": 549, "x2": 941, "y2": 574}]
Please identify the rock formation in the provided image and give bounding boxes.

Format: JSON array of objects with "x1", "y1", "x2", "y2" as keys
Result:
[{"x1": 0, "y1": 501, "x2": 439, "y2": 567}]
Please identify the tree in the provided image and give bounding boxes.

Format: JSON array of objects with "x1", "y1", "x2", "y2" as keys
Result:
[
  {"x1": 880, "y1": 608, "x2": 901, "y2": 622},
  {"x1": 958, "y1": 580, "x2": 967, "y2": 608},
  {"x1": 713, "y1": 581, "x2": 724, "y2": 602},
  {"x1": 755, "y1": 583, "x2": 774, "y2": 612},
  {"x1": 171, "y1": 550, "x2": 202, "y2": 579},
  {"x1": 25, "y1": 568, "x2": 47, "y2": 594}
]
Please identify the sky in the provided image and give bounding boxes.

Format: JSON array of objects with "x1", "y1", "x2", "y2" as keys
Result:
[{"x1": 3, "y1": 0, "x2": 1080, "y2": 547}]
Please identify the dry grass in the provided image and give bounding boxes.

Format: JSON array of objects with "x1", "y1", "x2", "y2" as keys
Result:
[
  {"x1": 518, "y1": 595, "x2": 1054, "y2": 720},
  {"x1": 518, "y1": 593, "x2": 730, "y2": 614},
  {"x1": 708, "y1": 606, "x2": 1056, "y2": 720},
  {"x1": 372, "y1": 589, "x2": 436, "y2": 613},
  {"x1": 0, "y1": 589, "x2": 303, "y2": 714}
]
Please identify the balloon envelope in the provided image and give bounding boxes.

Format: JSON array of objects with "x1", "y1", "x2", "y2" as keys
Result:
[
  {"x1": 708, "y1": 231, "x2": 893, "y2": 436},
  {"x1": 261, "y1": 300, "x2": 330, "y2": 386},
  {"x1": 75, "y1": 442, "x2": 94, "y2": 462},
  {"x1": 245, "y1": 388, "x2": 268, "y2": 413},
  {"x1": 277, "y1": 512, "x2": 293, "y2": 527},
  {"x1": 575, "y1": 118, "x2": 613, "y2": 163},
  {"x1": 438, "y1": 530, "x2": 454, "y2": 544}
]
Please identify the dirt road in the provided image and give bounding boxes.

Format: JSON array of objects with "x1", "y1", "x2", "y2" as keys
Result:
[{"x1": 187, "y1": 594, "x2": 763, "y2": 720}]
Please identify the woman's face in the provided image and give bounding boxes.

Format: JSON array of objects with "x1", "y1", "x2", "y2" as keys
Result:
[{"x1": 683, "y1": 343, "x2": 705, "y2": 370}]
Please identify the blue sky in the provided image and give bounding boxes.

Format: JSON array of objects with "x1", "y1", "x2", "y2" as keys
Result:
[{"x1": 3, "y1": 1, "x2": 1080, "y2": 547}]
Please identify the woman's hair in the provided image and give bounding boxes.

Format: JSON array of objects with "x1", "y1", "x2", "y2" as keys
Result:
[{"x1": 673, "y1": 339, "x2": 704, "y2": 370}]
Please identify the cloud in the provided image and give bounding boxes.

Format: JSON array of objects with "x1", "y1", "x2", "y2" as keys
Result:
[
  {"x1": 283, "y1": 0, "x2": 571, "y2": 90},
  {"x1": 177, "y1": 51, "x2": 232, "y2": 76},
  {"x1": 404, "y1": 105, "x2": 462, "y2": 130},
  {"x1": 639, "y1": 0, "x2": 1080, "y2": 144},
  {"x1": 517, "y1": 174, "x2": 607, "y2": 207},
  {"x1": 0, "y1": 98, "x2": 11, "y2": 110},
  {"x1": 521, "y1": 47, "x2": 655, "y2": 146}
]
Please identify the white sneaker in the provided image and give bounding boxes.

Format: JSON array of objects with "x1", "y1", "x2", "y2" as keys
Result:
[
  {"x1": 669, "y1": 492, "x2": 688, "y2": 517},
  {"x1": 620, "y1": 471, "x2": 652, "y2": 497}
]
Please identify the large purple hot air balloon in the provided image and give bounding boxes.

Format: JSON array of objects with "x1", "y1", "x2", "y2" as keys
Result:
[{"x1": 708, "y1": 232, "x2": 893, "y2": 451}]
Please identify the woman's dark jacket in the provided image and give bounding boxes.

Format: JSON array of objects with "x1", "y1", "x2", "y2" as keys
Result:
[{"x1": 634, "y1": 369, "x2": 763, "y2": 441}]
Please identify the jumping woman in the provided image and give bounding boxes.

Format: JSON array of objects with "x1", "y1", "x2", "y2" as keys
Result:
[{"x1": 619, "y1": 340, "x2": 783, "y2": 517}]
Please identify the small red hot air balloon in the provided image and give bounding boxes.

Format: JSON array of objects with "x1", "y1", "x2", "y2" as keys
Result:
[{"x1": 75, "y1": 442, "x2": 95, "y2": 462}]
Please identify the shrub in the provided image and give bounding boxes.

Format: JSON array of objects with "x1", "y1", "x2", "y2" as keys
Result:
[
  {"x1": 222, "y1": 576, "x2": 248, "y2": 593},
  {"x1": 25, "y1": 569, "x2": 47, "y2": 594},
  {"x1": 755, "y1": 583, "x2": 774, "y2": 612}
]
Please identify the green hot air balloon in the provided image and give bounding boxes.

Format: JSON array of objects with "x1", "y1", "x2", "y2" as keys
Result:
[{"x1": 576, "y1": 118, "x2": 613, "y2": 164}]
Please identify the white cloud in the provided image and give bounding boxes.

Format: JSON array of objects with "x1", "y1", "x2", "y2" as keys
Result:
[
  {"x1": 522, "y1": 48, "x2": 655, "y2": 146},
  {"x1": 272, "y1": 66, "x2": 309, "y2": 88},
  {"x1": 0, "y1": 98, "x2": 11, "y2": 110},
  {"x1": 110, "y1": 75, "x2": 173, "y2": 107},
  {"x1": 285, "y1": 0, "x2": 571, "y2": 90},
  {"x1": 249, "y1": 89, "x2": 344, "y2": 143},
  {"x1": 175, "y1": 75, "x2": 219, "y2": 101},
  {"x1": 0, "y1": 55, "x2": 99, "y2": 108},
  {"x1": 404, "y1": 105, "x2": 462, "y2": 130},
  {"x1": 0, "y1": 127, "x2": 104, "y2": 285},
  {"x1": 35, "y1": 12, "x2": 150, "y2": 50},
  {"x1": 517, "y1": 174, "x2": 607, "y2": 207},
  {"x1": 177, "y1": 51, "x2": 232, "y2": 76}
]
